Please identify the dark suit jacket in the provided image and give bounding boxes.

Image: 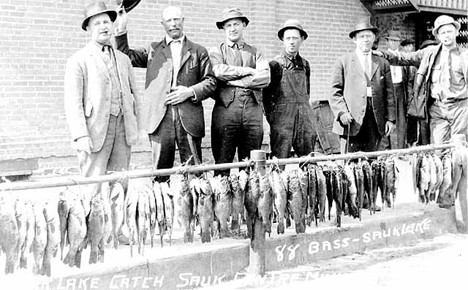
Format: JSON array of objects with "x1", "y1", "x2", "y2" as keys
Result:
[
  {"x1": 64, "y1": 42, "x2": 142, "y2": 152},
  {"x1": 330, "y1": 51, "x2": 396, "y2": 137},
  {"x1": 115, "y1": 34, "x2": 217, "y2": 137}
]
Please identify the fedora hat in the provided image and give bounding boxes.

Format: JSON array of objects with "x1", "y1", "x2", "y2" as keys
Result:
[
  {"x1": 81, "y1": 1, "x2": 117, "y2": 31},
  {"x1": 432, "y1": 15, "x2": 460, "y2": 36},
  {"x1": 349, "y1": 19, "x2": 378, "y2": 38},
  {"x1": 116, "y1": 0, "x2": 142, "y2": 13},
  {"x1": 278, "y1": 19, "x2": 308, "y2": 40},
  {"x1": 216, "y1": 8, "x2": 249, "y2": 29},
  {"x1": 385, "y1": 31, "x2": 401, "y2": 41}
]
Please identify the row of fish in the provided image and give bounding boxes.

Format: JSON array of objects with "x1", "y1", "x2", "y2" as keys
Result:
[
  {"x1": 412, "y1": 150, "x2": 464, "y2": 206},
  {"x1": 0, "y1": 195, "x2": 59, "y2": 276}
]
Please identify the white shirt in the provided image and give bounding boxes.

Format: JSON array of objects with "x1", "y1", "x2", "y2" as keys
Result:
[
  {"x1": 388, "y1": 48, "x2": 403, "y2": 83},
  {"x1": 165, "y1": 35, "x2": 185, "y2": 88},
  {"x1": 356, "y1": 49, "x2": 371, "y2": 78}
]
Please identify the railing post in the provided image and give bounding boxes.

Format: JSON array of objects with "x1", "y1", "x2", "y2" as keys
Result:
[
  {"x1": 453, "y1": 134, "x2": 468, "y2": 233},
  {"x1": 249, "y1": 150, "x2": 266, "y2": 277}
]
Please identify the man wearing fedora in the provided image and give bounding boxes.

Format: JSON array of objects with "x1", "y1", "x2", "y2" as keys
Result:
[
  {"x1": 263, "y1": 19, "x2": 316, "y2": 160},
  {"x1": 330, "y1": 19, "x2": 396, "y2": 154},
  {"x1": 383, "y1": 30, "x2": 408, "y2": 149},
  {"x1": 64, "y1": 1, "x2": 142, "y2": 199},
  {"x1": 376, "y1": 15, "x2": 467, "y2": 149},
  {"x1": 114, "y1": 6, "x2": 216, "y2": 181},
  {"x1": 209, "y1": 8, "x2": 270, "y2": 176}
]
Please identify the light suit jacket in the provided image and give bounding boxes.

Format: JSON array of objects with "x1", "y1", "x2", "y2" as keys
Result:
[
  {"x1": 115, "y1": 34, "x2": 217, "y2": 137},
  {"x1": 64, "y1": 42, "x2": 142, "y2": 152},
  {"x1": 330, "y1": 51, "x2": 396, "y2": 136}
]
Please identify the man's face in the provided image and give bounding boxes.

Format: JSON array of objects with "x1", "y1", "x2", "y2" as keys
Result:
[
  {"x1": 161, "y1": 7, "x2": 184, "y2": 39},
  {"x1": 387, "y1": 38, "x2": 400, "y2": 50},
  {"x1": 87, "y1": 13, "x2": 113, "y2": 45},
  {"x1": 402, "y1": 44, "x2": 415, "y2": 52},
  {"x1": 353, "y1": 30, "x2": 375, "y2": 53},
  {"x1": 223, "y1": 19, "x2": 245, "y2": 43},
  {"x1": 436, "y1": 24, "x2": 458, "y2": 47},
  {"x1": 282, "y1": 29, "x2": 303, "y2": 56}
]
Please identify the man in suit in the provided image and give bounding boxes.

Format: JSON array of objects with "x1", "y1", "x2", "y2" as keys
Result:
[
  {"x1": 115, "y1": 6, "x2": 217, "y2": 182},
  {"x1": 64, "y1": 1, "x2": 141, "y2": 198},
  {"x1": 330, "y1": 19, "x2": 396, "y2": 153},
  {"x1": 209, "y1": 8, "x2": 270, "y2": 176}
]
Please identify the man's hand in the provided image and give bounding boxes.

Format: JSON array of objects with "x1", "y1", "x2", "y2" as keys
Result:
[
  {"x1": 339, "y1": 112, "x2": 354, "y2": 126},
  {"x1": 165, "y1": 86, "x2": 194, "y2": 105},
  {"x1": 372, "y1": 50, "x2": 384, "y2": 57},
  {"x1": 385, "y1": 121, "x2": 395, "y2": 137},
  {"x1": 115, "y1": 4, "x2": 128, "y2": 33},
  {"x1": 75, "y1": 136, "x2": 93, "y2": 155}
]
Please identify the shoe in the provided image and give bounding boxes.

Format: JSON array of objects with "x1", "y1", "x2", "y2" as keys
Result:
[{"x1": 117, "y1": 234, "x2": 130, "y2": 245}]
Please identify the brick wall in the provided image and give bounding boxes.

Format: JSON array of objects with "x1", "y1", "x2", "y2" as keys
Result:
[{"x1": 1, "y1": 0, "x2": 388, "y2": 176}]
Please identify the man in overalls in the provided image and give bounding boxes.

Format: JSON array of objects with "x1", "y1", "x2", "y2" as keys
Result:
[{"x1": 264, "y1": 19, "x2": 316, "y2": 160}]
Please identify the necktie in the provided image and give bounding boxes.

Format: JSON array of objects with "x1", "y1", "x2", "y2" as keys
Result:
[
  {"x1": 170, "y1": 39, "x2": 182, "y2": 88},
  {"x1": 102, "y1": 45, "x2": 111, "y2": 60},
  {"x1": 364, "y1": 53, "x2": 370, "y2": 78}
]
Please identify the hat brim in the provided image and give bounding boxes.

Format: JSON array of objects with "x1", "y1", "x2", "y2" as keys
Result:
[
  {"x1": 349, "y1": 27, "x2": 378, "y2": 39},
  {"x1": 82, "y1": 10, "x2": 117, "y2": 31},
  {"x1": 385, "y1": 37, "x2": 401, "y2": 41},
  {"x1": 120, "y1": 0, "x2": 142, "y2": 13},
  {"x1": 432, "y1": 21, "x2": 461, "y2": 36},
  {"x1": 278, "y1": 26, "x2": 308, "y2": 40},
  {"x1": 216, "y1": 17, "x2": 249, "y2": 29}
]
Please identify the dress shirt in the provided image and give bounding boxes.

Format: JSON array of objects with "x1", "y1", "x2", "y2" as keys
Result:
[
  {"x1": 388, "y1": 48, "x2": 403, "y2": 83},
  {"x1": 165, "y1": 35, "x2": 185, "y2": 88},
  {"x1": 356, "y1": 50, "x2": 371, "y2": 79}
]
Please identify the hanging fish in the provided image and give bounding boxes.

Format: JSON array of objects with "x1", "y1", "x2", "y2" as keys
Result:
[
  {"x1": 258, "y1": 173, "x2": 273, "y2": 235},
  {"x1": 287, "y1": 169, "x2": 305, "y2": 234},
  {"x1": 437, "y1": 154, "x2": 452, "y2": 206},
  {"x1": 377, "y1": 158, "x2": 387, "y2": 209},
  {"x1": 139, "y1": 188, "x2": 152, "y2": 254},
  {"x1": 20, "y1": 200, "x2": 35, "y2": 269},
  {"x1": 354, "y1": 162, "x2": 365, "y2": 220},
  {"x1": 14, "y1": 198, "x2": 27, "y2": 270},
  {"x1": 125, "y1": 188, "x2": 139, "y2": 257},
  {"x1": 212, "y1": 175, "x2": 232, "y2": 238},
  {"x1": 432, "y1": 154, "x2": 444, "y2": 202},
  {"x1": 101, "y1": 184, "x2": 113, "y2": 249},
  {"x1": 332, "y1": 165, "x2": 343, "y2": 227},
  {"x1": 57, "y1": 190, "x2": 71, "y2": 261},
  {"x1": 153, "y1": 182, "x2": 166, "y2": 247},
  {"x1": 384, "y1": 157, "x2": 396, "y2": 208},
  {"x1": 109, "y1": 182, "x2": 125, "y2": 249},
  {"x1": 142, "y1": 185, "x2": 156, "y2": 249},
  {"x1": 229, "y1": 174, "x2": 245, "y2": 235},
  {"x1": 315, "y1": 166, "x2": 327, "y2": 223},
  {"x1": 426, "y1": 154, "x2": 438, "y2": 202},
  {"x1": 307, "y1": 164, "x2": 318, "y2": 227},
  {"x1": 418, "y1": 154, "x2": 430, "y2": 204},
  {"x1": 322, "y1": 165, "x2": 333, "y2": 221},
  {"x1": 271, "y1": 168, "x2": 288, "y2": 233},
  {"x1": 450, "y1": 149, "x2": 464, "y2": 203},
  {"x1": 361, "y1": 160, "x2": 374, "y2": 212},
  {"x1": 176, "y1": 174, "x2": 195, "y2": 243},
  {"x1": 340, "y1": 169, "x2": 349, "y2": 216},
  {"x1": 42, "y1": 201, "x2": 61, "y2": 276},
  {"x1": 245, "y1": 170, "x2": 260, "y2": 239},
  {"x1": 63, "y1": 197, "x2": 86, "y2": 268},
  {"x1": 160, "y1": 182, "x2": 174, "y2": 245},
  {"x1": 343, "y1": 163, "x2": 359, "y2": 219},
  {"x1": 0, "y1": 197, "x2": 20, "y2": 274},
  {"x1": 87, "y1": 196, "x2": 106, "y2": 264},
  {"x1": 197, "y1": 175, "x2": 214, "y2": 243},
  {"x1": 298, "y1": 168, "x2": 308, "y2": 230}
]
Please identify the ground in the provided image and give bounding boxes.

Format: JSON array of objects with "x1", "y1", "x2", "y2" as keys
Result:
[{"x1": 205, "y1": 233, "x2": 468, "y2": 290}]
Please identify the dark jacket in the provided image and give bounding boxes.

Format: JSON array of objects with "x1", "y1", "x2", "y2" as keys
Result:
[
  {"x1": 115, "y1": 34, "x2": 217, "y2": 137},
  {"x1": 330, "y1": 52, "x2": 396, "y2": 137}
]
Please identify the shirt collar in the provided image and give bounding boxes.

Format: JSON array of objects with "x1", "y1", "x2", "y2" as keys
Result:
[
  {"x1": 356, "y1": 49, "x2": 371, "y2": 57},
  {"x1": 166, "y1": 35, "x2": 185, "y2": 45},
  {"x1": 92, "y1": 41, "x2": 110, "y2": 51},
  {"x1": 226, "y1": 39, "x2": 245, "y2": 49},
  {"x1": 388, "y1": 48, "x2": 399, "y2": 53},
  {"x1": 441, "y1": 45, "x2": 458, "y2": 53}
]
